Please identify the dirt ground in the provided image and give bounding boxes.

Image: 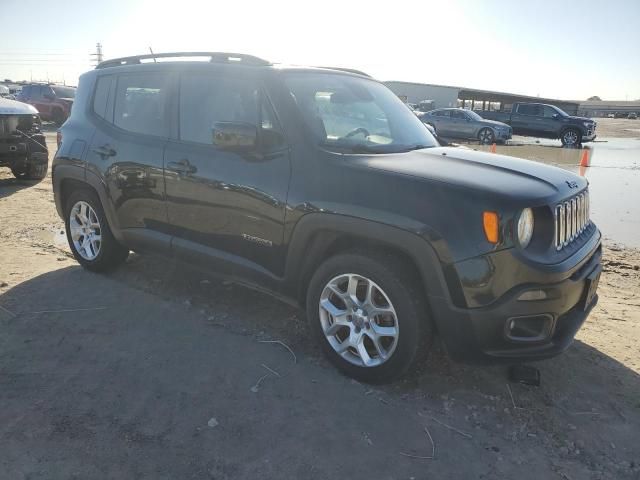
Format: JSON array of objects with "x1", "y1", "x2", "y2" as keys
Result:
[
  {"x1": 592, "y1": 117, "x2": 640, "y2": 138},
  {"x1": 1, "y1": 132, "x2": 639, "y2": 479}
]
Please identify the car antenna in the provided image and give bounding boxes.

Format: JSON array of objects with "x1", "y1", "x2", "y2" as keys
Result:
[{"x1": 149, "y1": 46, "x2": 156, "y2": 62}]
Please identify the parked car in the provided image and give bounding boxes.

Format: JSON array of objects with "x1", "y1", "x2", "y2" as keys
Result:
[
  {"x1": 0, "y1": 84, "x2": 13, "y2": 99},
  {"x1": 17, "y1": 83, "x2": 75, "y2": 126},
  {"x1": 628, "y1": 112, "x2": 638, "y2": 120},
  {"x1": 53, "y1": 52, "x2": 602, "y2": 383},
  {"x1": 419, "y1": 108, "x2": 512, "y2": 144},
  {"x1": 481, "y1": 103, "x2": 596, "y2": 147},
  {"x1": 0, "y1": 97, "x2": 48, "y2": 179},
  {"x1": 606, "y1": 113, "x2": 615, "y2": 118}
]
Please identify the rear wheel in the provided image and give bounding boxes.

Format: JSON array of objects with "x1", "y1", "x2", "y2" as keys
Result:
[
  {"x1": 64, "y1": 189, "x2": 129, "y2": 272},
  {"x1": 306, "y1": 252, "x2": 432, "y2": 383},
  {"x1": 561, "y1": 128, "x2": 582, "y2": 147},
  {"x1": 52, "y1": 109, "x2": 66, "y2": 127},
  {"x1": 478, "y1": 127, "x2": 495, "y2": 144}
]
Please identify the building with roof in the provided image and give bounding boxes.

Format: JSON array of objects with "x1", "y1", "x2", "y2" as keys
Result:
[
  {"x1": 384, "y1": 80, "x2": 581, "y2": 115},
  {"x1": 577, "y1": 100, "x2": 640, "y2": 117}
]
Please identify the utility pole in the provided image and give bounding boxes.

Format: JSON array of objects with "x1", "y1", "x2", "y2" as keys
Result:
[{"x1": 90, "y1": 43, "x2": 104, "y2": 66}]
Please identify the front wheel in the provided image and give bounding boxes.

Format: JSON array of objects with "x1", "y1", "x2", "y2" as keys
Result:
[
  {"x1": 478, "y1": 127, "x2": 495, "y2": 145},
  {"x1": 306, "y1": 252, "x2": 432, "y2": 383},
  {"x1": 64, "y1": 189, "x2": 129, "y2": 272},
  {"x1": 561, "y1": 128, "x2": 582, "y2": 147},
  {"x1": 11, "y1": 158, "x2": 48, "y2": 181}
]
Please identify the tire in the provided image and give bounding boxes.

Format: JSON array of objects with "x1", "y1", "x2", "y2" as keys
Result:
[
  {"x1": 10, "y1": 159, "x2": 48, "y2": 181},
  {"x1": 64, "y1": 189, "x2": 129, "y2": 272},
  {"x1": 52, "y1": 109, "x2": 66, "y2": 127},
  {"x1": 560, "y1": 128, "x2": 582, "y2": 147},
  {"x1": 306, "y1": 252, "x2": 433, "y2": 384},
  {"x1": 478, "y1": 127, "x2": 495, "y2": 145}
]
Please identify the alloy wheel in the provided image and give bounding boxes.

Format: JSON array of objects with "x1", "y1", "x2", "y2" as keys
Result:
[
  {"x1": 69, "y1": 201, "x2": 102, "y2": 260},
  {"x1": 318, "y1": 273, "x2": 399, "y2": 367},
  {"x1": 479, "y1": 128, "x2": 494, "y2": 144},
  {"x1": 563, "y1": 130, "x2": 579, "y2": 146}
]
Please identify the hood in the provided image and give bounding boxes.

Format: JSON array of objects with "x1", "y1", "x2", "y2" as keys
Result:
[
  {"x1": 566, "y1": 115, "x2": 594, "y2": 123},
  {"x1": 362, "y1": 147, "x2": 586, "y2": 204},
  {"x1": 0, "y1": 97, "x2": 38, "y2": 115},
  {"x1": 480, "y1": 118, "x2": 511, "y2": 129}
]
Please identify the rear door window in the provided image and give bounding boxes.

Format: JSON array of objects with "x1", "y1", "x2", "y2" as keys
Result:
[
  {"x1": 517, "y1": 104, "x2": 542, "y2": 116},
  {"x1": 113, "y1": 73, "x2": 171, "y2": 137}
]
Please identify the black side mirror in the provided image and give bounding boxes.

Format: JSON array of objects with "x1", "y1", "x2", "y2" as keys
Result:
[{"x1": 212, "y1": 122, "x2": 257, "y2": 150}]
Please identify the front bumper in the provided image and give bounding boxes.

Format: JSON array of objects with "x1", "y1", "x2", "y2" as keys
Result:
[
  {"x1": 429, "y1": 235, "x2": 602, "y2": 364},
  {"x1": 495, "y1": 129, "x2": 512, "y2": 141}
]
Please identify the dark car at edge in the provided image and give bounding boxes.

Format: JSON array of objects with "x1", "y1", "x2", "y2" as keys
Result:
[{"x1": 52, "y1": 52, "x2": 602, "y2": 383}]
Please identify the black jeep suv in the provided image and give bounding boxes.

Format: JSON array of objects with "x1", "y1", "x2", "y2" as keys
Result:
[{"x1": 53, "y1": 52, "x2": 602, "y2": 383}]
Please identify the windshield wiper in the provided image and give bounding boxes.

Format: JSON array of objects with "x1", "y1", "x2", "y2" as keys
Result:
[
  {"x1": 320, "y1": 142, "x2": 434, "y2": 154},
  {"x1": 395, "y1": 144, "x2": 433, "y2": 153},
  {"x1": 320, "y1": 142, "x2": 388, "y2": 154}
]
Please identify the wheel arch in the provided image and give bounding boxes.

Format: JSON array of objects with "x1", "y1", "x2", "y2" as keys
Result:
[
  {"x1": 56, "y1": 168, "x2": 124, "y2": 243},
  {"x1": 283, "y1": 214, "x2": 457, "y2": 320}
]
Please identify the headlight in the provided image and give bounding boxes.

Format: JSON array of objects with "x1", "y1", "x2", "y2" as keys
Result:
[
  {"x1": 517, "y1": 208, "x2": 534, "y2": 248},
  {"x1": 583, "y1": 122, "x2": 592, "y2": 127}
]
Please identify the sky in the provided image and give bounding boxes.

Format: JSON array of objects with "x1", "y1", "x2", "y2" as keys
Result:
[{"x1": 1, "y1": 0, "x2": 639, "y2": 101}]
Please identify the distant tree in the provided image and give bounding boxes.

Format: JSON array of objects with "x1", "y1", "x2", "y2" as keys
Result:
[{"x1": 587, "y1": 96, "x2": 602, "y2": 101}]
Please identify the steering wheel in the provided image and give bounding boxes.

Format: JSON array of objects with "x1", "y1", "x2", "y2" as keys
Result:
[{"x1": 344, "y1": 127, "x2": 370, "y2": 138}]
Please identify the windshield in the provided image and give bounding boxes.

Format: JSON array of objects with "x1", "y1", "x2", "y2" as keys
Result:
[
  {"x1": 284, "y1": 73, "x2": 437, "y2": 154},
  {"x1": 52, "y1": 86, "x2": 76, "y2": 99},
  {"x1": 465, "y1": 110, "x2": 483, "y2": 121}
]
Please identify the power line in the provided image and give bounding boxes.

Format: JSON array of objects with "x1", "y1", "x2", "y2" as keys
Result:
[{"x1": 0, "y1": 52, "x2": 77, "y2": 56}]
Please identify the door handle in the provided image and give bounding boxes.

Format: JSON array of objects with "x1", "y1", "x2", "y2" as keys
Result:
[
  {"x1": 92, "y1": 144, "x2": 117, "y2": 158},
  {"x1": 167, "y1": 158, "x2": 197, "y2": 176}
]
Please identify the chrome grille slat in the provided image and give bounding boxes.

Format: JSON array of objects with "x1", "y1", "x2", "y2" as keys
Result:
[{"x1": 555, "y1": 190, "x2": 590, "y2": 250}]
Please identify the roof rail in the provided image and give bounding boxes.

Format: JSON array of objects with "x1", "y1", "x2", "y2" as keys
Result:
[
  {"x1": 316, "y1": 66, "x2": 372, "y2": 78},
  {"x1": 96, "y1": 52, "x2": 271, "y2": 69}
]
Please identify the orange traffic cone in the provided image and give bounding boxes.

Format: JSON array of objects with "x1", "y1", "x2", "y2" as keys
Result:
[
  {"x1": 579, "y1": 149, "x2": 590, "y2": 167},
  {"x1": 490, "y1": 143, "x2": 497, "y2": 153}
]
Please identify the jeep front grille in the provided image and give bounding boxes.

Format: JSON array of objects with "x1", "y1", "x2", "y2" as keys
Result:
[{"x1": 555, "y1": 190, "x2": 590, "y2": 250}]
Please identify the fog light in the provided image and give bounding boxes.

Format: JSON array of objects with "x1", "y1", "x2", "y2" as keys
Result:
[
  {"x1": 518, "y1": 290, "x2": 547, "y2": 301},
  {"x1": 505, "y1": 314, "x2": 553, "y2": 341}
]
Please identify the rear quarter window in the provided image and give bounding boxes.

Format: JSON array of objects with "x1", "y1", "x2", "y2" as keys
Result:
[
  {"x1": 92, "y1": 76, "x2": 112, "y2": 120},
  {"x1": 113, "y1": 73, "x2": 171, "y2": 137}
]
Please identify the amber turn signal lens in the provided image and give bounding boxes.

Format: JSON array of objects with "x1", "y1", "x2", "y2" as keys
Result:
[{"x1": 483, "y1": 211, "x2": 499, "y2": 244}]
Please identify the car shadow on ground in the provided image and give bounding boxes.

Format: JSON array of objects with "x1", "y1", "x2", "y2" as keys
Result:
[
  {"x1": 1, "y1": 259, "x2": 638, "y2": 478},
  {"x1": 0, "y1": 171, "x2": 46, "y2": 198}
]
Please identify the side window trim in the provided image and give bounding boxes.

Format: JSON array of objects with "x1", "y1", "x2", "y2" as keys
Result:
[{"x1": 258, "y1": 88, "x2": 289, "y2": 153}]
